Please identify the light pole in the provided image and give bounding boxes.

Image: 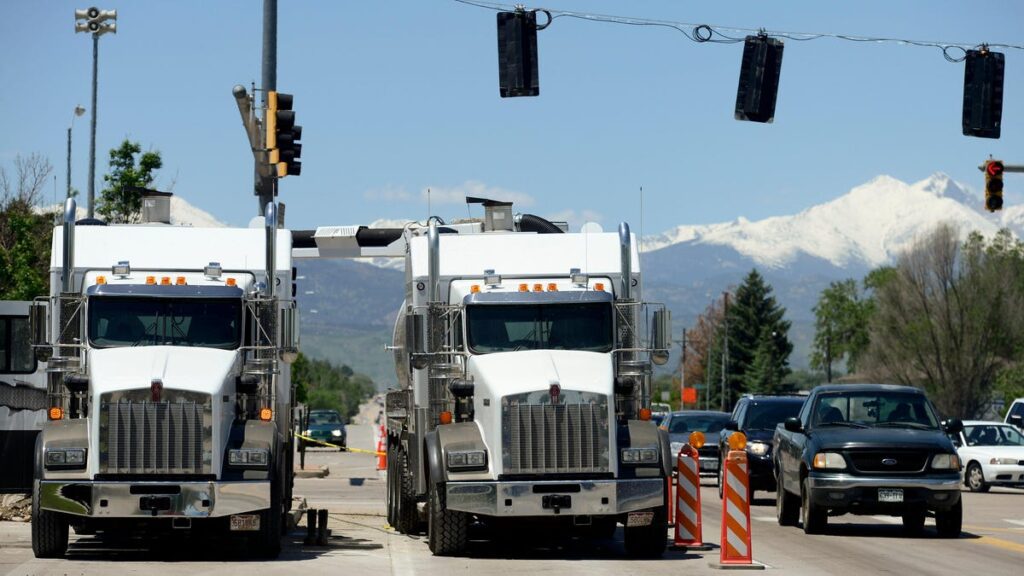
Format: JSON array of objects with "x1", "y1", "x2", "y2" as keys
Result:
[
  {"x1": 74, "y1": 6, "x2": 117, "y2": 219},
  {"x1": 66, "y1": 106, "x2": 86, "y2": 199}
]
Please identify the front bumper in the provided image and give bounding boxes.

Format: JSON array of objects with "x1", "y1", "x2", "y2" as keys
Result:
[
  {"x1": 445, "y1": 478, "x2": 663, "y2": 517},
  {"x1": 39, "y1": 480, "x2": 270, "y2": 518},
  {"x1": 807, "y1": 473, "x2": 961, "y2": 512},
  {"x1": 982, "y1": 464, "x2": 1024, "y2": 485}
]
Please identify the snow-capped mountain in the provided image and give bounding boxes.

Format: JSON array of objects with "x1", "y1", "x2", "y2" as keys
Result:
[
  {"x1": 39, "y1": 195, "x2": 224, "y2": 227},
  {"x1": 642, "y1": 173, "x2": 1015, "y2": 270}
]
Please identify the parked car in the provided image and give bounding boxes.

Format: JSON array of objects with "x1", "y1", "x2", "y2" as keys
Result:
[
  {"x1": 1005, "y1": 398, "x2": 1024, "y2": 431},
  {"x1": 718, "y1": 394, "x2": 805, "y2": 498},
  {"x1": 951, "y1": 420, "x2": 1024, "y2": 492},
  {"x1": 651, "y1": 402, "x2": 673, "y2": 426},
  {"x1": 773, "y1": 383, "x2": 963, "y2": 537},
  {"x1": 663, "y1": 410, "x2": 731, "y2": 476},
  {"x1": 304, "y1": 409, "x2": 347, "y2": 450}
]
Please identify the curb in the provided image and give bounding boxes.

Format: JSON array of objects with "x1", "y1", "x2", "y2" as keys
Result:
[{"x1": 295, "y1": 465, "x2": 330, "y2": 479}]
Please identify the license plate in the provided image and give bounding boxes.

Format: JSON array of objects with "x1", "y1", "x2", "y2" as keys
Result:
[
  {"x1": 703, "y1": 459, "x2": 719, "y2": 471},
  {"x1": 230, "y1": 514, "x2": 260, "y2": 531},
  {"x1": 626, "y1": 511, "x2": 654, "y2": 527},
  {"x1": 878, "y1": 489, "x2": 903, "y2": 503}
]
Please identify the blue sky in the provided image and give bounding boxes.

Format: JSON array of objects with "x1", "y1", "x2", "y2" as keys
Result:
[{"x1": 2, "y1": 0, "x2": 1022, "y2": 233}]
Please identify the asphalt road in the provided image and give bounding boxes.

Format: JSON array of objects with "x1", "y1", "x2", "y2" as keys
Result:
[{"x1": 3, "y1": 423, "x2": 1024, "y2": 575}]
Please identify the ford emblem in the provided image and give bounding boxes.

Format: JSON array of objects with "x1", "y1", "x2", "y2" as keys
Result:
[{"x1": 881, "y1": 458, "x2": 898, "y2": 466}]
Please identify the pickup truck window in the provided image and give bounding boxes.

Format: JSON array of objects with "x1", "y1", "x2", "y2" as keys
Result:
[
  {"x1": 88, "y1": 297, "x2": 242, "y2": 349},
  {"x1": 742, "y1": 400, "x2": 801, "y2": 430},
  {"x1": 812, "y1": 391, "x2": 939, "y2": 429},
  {"x1": 465, "y1": 303, "x2": 613, "y2": 354}
]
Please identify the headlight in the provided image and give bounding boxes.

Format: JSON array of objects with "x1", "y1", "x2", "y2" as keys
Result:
[
  {"x1": 331, "y1": 429, "x2": 343, "y2": 437},
  {"x1": 44, "y1": 448, "x2": 87, "y2": 469},
  {"x1": 812, "y1": 452, "x2": 847, "y2": 470},
  {"x1": 670, "y1": 442, "x2": 685, "y2": 456},
  {"x1": 621, "y1": 447, "x2": 659, "y2": 464},
  {"x1": 747, "y1": 441, "x2": 770, "y2": 457},
  {"x1": 303, "y1": 429, "x2": 312, "y2": 436},
  {"x1": 990, "y1": 457, "x2": 1018, "y2": 465},
  {"x1": 228, "y1": 448, "x2": 270, "y2": 468},
  {"x1": 931, "y1": 453, "x2": 959, "y2": 470},
  {"x1": 447, "y1": 450, "x2": 487, "y2": 470}
]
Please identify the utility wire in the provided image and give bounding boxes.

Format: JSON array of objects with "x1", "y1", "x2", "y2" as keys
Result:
[{"x1": 452, "y1": 0, "x2": 1024, "y2": 62}]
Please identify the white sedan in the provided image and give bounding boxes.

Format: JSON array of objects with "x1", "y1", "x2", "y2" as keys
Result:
[{"x1": 952, "y1": 420, "x2": 1024, "y2": 492}]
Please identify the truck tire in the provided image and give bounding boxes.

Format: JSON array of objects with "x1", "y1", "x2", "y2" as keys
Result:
[
  {"x1": 427, "y1": 481, "x2": 467, "y2": 556},
  {"x1": 386, "y1": 442, "x2": 398, "y2": 528},
  {"x1": 935, "y1": 499, "x2": 962, "y2": 538},
  {"x1": 623, "y1": 507, "x2": 667, "y2": 558},
  {"x1": 253, "y1": 471, "x2": 283, "y2": 558},
  {"x1": 31, "y1": 484, "x2": 68, "y2": 558},
  {"x1": 801, "y1": 476, "x2": 826, "y2": 535},
  {"x1": 395, "y1": 450, "x2": 419, "y2": 534},
  {"x1": 775, "y1": 472, "x2": 799, "y2": 526}
]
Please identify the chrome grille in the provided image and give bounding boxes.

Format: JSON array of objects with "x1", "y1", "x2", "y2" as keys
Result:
[
  {"x1": 847, "y1": 450, "x2": 928, "y2": 474},
  {"x1": 99, "y1": 390, "x2": 212, "y2": 474},
  {"x1": 502, "y1": 391, "x2": 609, "y2": 474}
]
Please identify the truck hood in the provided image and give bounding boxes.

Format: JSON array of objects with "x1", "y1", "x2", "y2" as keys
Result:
[
  {"x1": 810, "y1": 426, "x2": 954, "y2": 451},
  {"x1": 88, "y1": 346, "x2": 240, "y2": 396},
  {"x1": 467, "y1": 350, "x2": 613, "y2": 397}
]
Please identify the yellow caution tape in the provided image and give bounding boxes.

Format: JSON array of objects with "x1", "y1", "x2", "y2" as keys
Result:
[{"x1": 295, "y1": 432, "x2": 385, "y2": 456}]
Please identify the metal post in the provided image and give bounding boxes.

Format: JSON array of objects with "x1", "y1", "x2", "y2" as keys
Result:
[
  {"x1": 66, "y1": 127, "x2": 72, "y2": 198},
  {"x1": 257, "y1": 0, "x2": 278, "y2": 215},
  {"x1": 721, "y1": 292, "x2": 729, "y2": 412},
  {"x1": 680, "y1": 328, "x2": 686, "y2": 408},
  {"x1": 304, "y1": 508, "x2": 317, "y2": 545},
  {"x1": 87, "y1": 34, "x2": 98, "y2": 218}
]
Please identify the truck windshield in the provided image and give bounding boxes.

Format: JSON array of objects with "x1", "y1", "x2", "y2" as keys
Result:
[
  {"x1": 466, "y1": 303, "x2": 613, "y2": 354},
  {"x1": 88, "y1": 297, "x2": 242, "y2": 349},
  {"x1": 812, "y1": 392, "x2": 940, "y2": 429}
]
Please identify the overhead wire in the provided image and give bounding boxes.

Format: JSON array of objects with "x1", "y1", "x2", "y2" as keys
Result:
[{"x1": 452, "y1": 0, "x2": 1024, "y2": 62}]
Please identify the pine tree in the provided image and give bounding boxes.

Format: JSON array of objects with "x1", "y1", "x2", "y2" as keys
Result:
[{"x1": 723, "y1": 270, "x2": 793, "y2": 407}]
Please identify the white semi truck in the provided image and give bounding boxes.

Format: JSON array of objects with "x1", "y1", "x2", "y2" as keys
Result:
[
  {"x1": 0, "y1": 300, "x2": 47, "y2": 494},
  {"x1": 29, "y1": 198, "x2": 298, "y2": 558},
  {"x1": 294, "y1": 199, "x2": 672, "y2": 556}
]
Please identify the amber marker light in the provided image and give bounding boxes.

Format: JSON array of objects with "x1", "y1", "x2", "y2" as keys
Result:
[
  {"x1": 226, "y1": 278, "x2": 237, "y2": 286},
  {"x1": 470, "y1": 284, "x2": 481, "y2": 293},
  {"x1": 160, "y1": 276, "x2": 171, "y2": 285},
  {"x1": 594, "y1": 282, "x2": 605, "y2": 291},
  {"x1": 95, "y1": 275, "x2": 106, "y2": 285},
  {"x1": 439, "y1": 411, "x2": 453, "y2": 425},
  {"x1": 260, "y1": 408, "x2": 273, "y2": 421},
  {"x1": 48, "y1": 407, "x2": 64, "y2": 420},
  {"x1": 639, "y1": 408, "x2": 652, "y2": 421},
  {"x1": 519, "y1": 283, "x2": 529, "y2": 292},
  {"x1": 176, "y1": 276, "x2": 186, "y2": 285},
  {"x1": 533, "y1": 283, "x2": 543, "y2": 292},
  {"x1": 728, "y1": 431, "x2": 747, "y2": 451},
  {"x1": 689, "y1": 431, "x2": 706, "y2": 449},
  {"x1": 547, "y1": 283, "x2": 557, "y2": 291},
  {"x1": 146, "y1": 276, "x2": 156, "y2": 285}
]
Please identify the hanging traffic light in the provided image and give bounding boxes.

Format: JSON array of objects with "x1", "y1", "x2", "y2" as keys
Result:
[
  {"x1": 735, "y1": 34, "x2": 784, "y2": 123},
  {"x1": 985, "y1": 160, "x2": 1004, "y2": 212},
  {"x1": 962, "y1": 48, "x2": 1005, "y2": 139},
  {"x1": 497, "y1": 9, "x2": 544, "y2": 98},
  {"x1": 266, "y1": 91, "x2": 302, "y2": 177}
]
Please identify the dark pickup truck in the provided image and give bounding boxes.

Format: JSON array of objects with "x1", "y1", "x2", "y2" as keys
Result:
[{"x1": 773, "y1": 383, "x2": 963, "y2": 536}]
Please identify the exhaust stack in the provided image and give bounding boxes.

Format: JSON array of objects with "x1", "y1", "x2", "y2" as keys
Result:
[
  {"x1": 265, "y1": 202, "x2": 277, "y2": 298},
  {"x1": 619, "y1": 222, "x2": 631, "y2": 301},
  {"x1": 61, "y1": 198, "x2": 76, "y2": 293},
  {"x1": 427, "y1": 221, "x2": 439, "y2": 303}
]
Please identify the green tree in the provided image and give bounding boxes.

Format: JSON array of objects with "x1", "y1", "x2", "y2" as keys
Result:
[
  {"x1": 721, "y1": 269, "x2": 793, "y2": 405},
  {"x1": 0, "y1": 153, "x2": 55, "y2": 300},
  {"x1": 810, "y1": 279, "x2": 872, "y2": 381},
  {"x1": 97, "y1": 139, "x2": 163, "y2": 223},
  {"x1": 291, "y1": 352, "x2": 375, "y2": 421}
]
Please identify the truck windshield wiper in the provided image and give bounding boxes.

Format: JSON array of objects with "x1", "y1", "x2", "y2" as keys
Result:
[
  {"x1": 816, "y1": 421, "x2": 870, "y2": 429},
  {"x1": 872, "y1": 422, "x2": 936, "y2": 430}
]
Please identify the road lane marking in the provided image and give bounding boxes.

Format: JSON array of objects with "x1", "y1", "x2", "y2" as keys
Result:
[
  {"x1": 965, "y1": 524, "x2": 1024, "y2": 535},
  {"x1": 1005, "y1": 519, "x2": 1024, "y2": 528},
  {"x1": 753, "y1": 516, "x2": 776, "y2": 522},
  {"x1": 973, "y1": 535, "x2": 1024, "y2": 555},
  {"x1": 870, "y1": 515, "x2": 901, "y2": 524}
]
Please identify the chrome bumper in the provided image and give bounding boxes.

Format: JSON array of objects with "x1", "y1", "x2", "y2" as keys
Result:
[
  {"x1": 445, "y1": 478, "x2": 663, "y2": 517},
  {"x1": 807, "y1": 474, "x2": 961, "y2": 491},
  {"x1": 38, "y1": 480, "x2": 270, "y2": 518}
]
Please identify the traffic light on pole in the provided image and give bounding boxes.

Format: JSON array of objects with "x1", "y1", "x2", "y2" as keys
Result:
[
  {"x1": 985, "y1": 160, "x2": 1004, "y2": 212},
  {"x1": 265, "y1": 91, "x2": 302, "y2": 178}
]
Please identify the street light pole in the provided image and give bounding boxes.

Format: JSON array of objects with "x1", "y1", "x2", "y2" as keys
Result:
[
  {"x1": 67, "y1": 106, "x2": 86, "y2": 199},
  {"x1": 75, "y1": 7, "x2": 117, "y2": 219}
]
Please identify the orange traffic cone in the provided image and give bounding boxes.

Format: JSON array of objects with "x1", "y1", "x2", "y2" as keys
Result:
[
  {"x1": 710, "y1": 440, "x2": 762, "y2": 570},
  {"x1": 376, "y1": 424, "x2": 386, "y2": 471},
  {"x1": 674, "y1": 432, "x2": 712, "y2": 550}
]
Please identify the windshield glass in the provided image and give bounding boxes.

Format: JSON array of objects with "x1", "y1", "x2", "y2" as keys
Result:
[
  {"x1": 88, "y1": 297, "x2": 242, "y2": 349},
  {"x1": 309, "y1": 412, "x2": 343, "y2": 425},
  {"x1": 466, "y1": 303, "x2": 613, "y2": 354},
  {"x1": 667, "y1": 413, "x2": 729, "y2": 434},
  {"x1": 812, "y1": 391, "x2": 939, "y2": 429},
  {"x1": 745, "y1": 401, "x2": 803, "y2": 430},
  {"x1": 964, "y1": 424, "x2": 1024, "y2": 446}
]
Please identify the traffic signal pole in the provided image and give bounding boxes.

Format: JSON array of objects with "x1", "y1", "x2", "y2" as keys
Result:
[{"x1": 257, "y1": 0, "x2": 278, "y2": 216}]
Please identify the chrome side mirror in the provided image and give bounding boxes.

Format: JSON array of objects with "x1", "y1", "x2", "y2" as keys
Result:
[
  {"x1": 407, "y1": 313, "x2": 428, "y2": 370},
  {"x1": 31, "y1": 301, "x2": 52, "y2": 362},
  {"x1": 650, "y1": 308, "x2": 671, "y2": 365},
  {"x1": 279, "y1": 304, "x2": 299, "y2": 363}
]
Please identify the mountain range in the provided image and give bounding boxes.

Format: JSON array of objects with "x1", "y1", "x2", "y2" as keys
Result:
[{"x1": 157, "y1": 173, "x2": 1013, "y2": 388}]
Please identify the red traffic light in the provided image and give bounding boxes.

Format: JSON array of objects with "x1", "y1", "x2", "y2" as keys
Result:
[{"x1": 987, "y1": 160, "x2": 1004, "y2": 176}]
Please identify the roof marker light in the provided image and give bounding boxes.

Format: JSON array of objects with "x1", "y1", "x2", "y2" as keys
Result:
[
  {"x1": 547, "y1": 283, "x2": 557, "y2": 291},
  {"x1": 146, "y1": 276, "x2": 156, "y2": 285},
  {"x1": 176, "y1": 276, "x2": 187, "y2": 285},
  {"x1": 95, "y1": 275, "x2": 106, "y2": 285},
  {"x1": 471, "y1": 284, "x2": 481, "y2": 293},
  {"x1": 533, "y1": 283, "x2": 543, "y2": 292},
  {"x1": 160, "y1": 277, "x2": 171, "y2": 285},
  {"x1": 226, "y1": 278, "x2": 237, "y2": 287},
  {"x1": 595, "y1": 282, "x2": 605, "y2": 291},
  {"x1": 519, "y1": 283, "x2": 528, "y2": 292}
]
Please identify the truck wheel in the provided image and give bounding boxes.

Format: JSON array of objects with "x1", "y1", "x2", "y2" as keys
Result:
[
  {"x1": 801, "y1": 477, "x2": 826, "y2": 535},
  {"x1": 775, "y1": 472, "x2": 799, "y2": 526},
  {"x1": 395, "y1": 450, "x2": 420, "y2": 534},
  {"x1": 252, "y1": 472, "x2": 283, "y2": 558},
  {"x1": 31, "y1": 484, "x2": 68, "y2": 558},
  {"x1": 935, "y1": 499, "x2": 962, "y2": 538},
  {"x1": 386, "y1": 442, "x2": 398, "y2": 528},
  {"x1": 966, "y1": 462, "x2": 989, "y2": 493},
  {"x1": 623, "y1": 507, "x2": 667, "y2": 558},
  {"x1": 427, "y1": 481, "x2": 468, "y2": 556}
]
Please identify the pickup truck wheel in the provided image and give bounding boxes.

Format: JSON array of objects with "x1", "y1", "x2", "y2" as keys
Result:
[
  {"x1": 966, "y1": 462, "x2": 989, "y2": 493},
  {"x1": 31, "y1": 483, "x2": 68, "y2": 558},
  {"x1": 935, "y1": 499, "x2": 962, "y2": 538},
  {"x1": 395, "y1": 450, "x2": 420, "y2": 534},
  {"x1": 624, "y1": 507, "x2": 667, "y2": 558},
  {"x1": 801, "y1": 477, "x2": 826, "y2": 535},
  {"x1": 776, "y1": 474, "x2": 799, "y2": 526},
  {"x1": 427, "y1": 481, "x2": 468, "y2": 555}
]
